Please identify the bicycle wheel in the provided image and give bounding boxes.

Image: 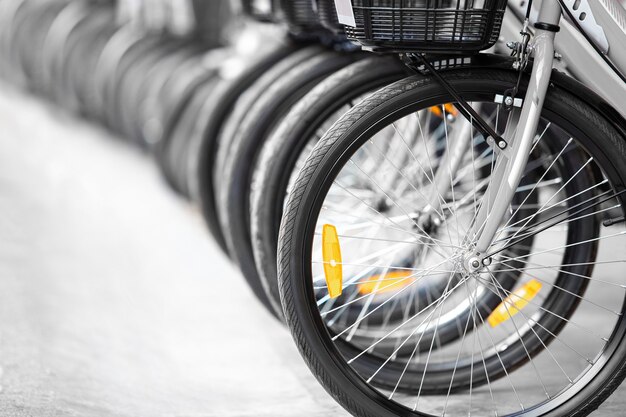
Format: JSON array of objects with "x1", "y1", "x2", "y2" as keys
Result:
[
  {"x1": 109, "y1": 37, "x2": 186, "y2": 136},
  {"x1": 250, "y1": 55, "x2": 408, "y2": 319},
  {"x1": 98, "y1": 32, "x2": 164, "y2": 127},
  {"x1": 139, "y1": 46, "x2": 223, "y2": 150},
  {"x1": 117, "y1": 41, "x2": 205, "y2": 145},
  {"x1": 0, "y1": 0, "x2": 27, "y2": 80},
  {"x1": 161, "y1": 74, "x2": 221, "y2": 198},
  {"x1": 215, "y1": 48, "x2": 363, "y2": 317},
  {"x1": 180, "y1": 39, "x2": 301, "y2": 251},
  {"x1": 11, "y1": 0, "x2": 68, "y2": 90},
  {"x1": 251, "y1": 56, "x2": 534, "y2": 335},
  {"x1": 156, "y1": 33, "x2": 297, "y2": 201},
  {"x1": 278, "y1": 68, "x2": 626, "y2": 416},
  {"x1": 88, "y1": 25, "x2": 144, "y2": 120},
  {"x1": 39, "y1": 0, "x2": 92, "y2": 100},
  {"x1": 211, "y1": 45, "x2": 327, "y2": 188}
]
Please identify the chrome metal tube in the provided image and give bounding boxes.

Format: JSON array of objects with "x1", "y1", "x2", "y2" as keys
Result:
[{"x1": 474, "y1": 1, "x2": 563, "y2": 255}]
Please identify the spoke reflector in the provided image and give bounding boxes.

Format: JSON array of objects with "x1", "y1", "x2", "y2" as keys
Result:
[
  {"x1": 487, "y1": 279, "x2": 543, "y2": 327},
  {"x1": 322, "y1": 224, "x2": 343, "y2": 298},
  {"x1": 429, "y1": 103, "x2": 459, "y2": 119},
  {"x1": 358, "y1": 270, "x2": 415, "y2": 295}
]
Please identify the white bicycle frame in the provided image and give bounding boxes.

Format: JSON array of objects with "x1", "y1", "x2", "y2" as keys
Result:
[
  {"x1": 502, "y1": 0, "x2": 626, "y2": 120},
  {"x1": 466, "y1": 0, "x2": 626, "y2": 264},
  {"x1": 420, "y1": 0, "x2": 626, "y2": 264}
]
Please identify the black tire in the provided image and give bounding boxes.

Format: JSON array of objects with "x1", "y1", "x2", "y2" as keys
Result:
[
  {"x1": 161, "y1": 74, "x2": 221, "y2": 198},
  {"x1": 99, "y1": 33, "x2": 163, "y2": 128},
  {"x1": 182, "y1": 39, "x2": 300, "y2": 253},
  {"x1": 250, "y1": 55, "x2": 409, "y2": 319},
  {"x1": 211, "y1": 45, "x2": 327, "y2": 187},
  {"x1": 40, "y1": 0, "x2": 92, "y2": 102},
  {"x1": 58, "y1": 4, "x2": 116, "y2": 114},
  {"x1": 191, "y1": 0, "x2": 234, "y2": 43},
  {"x1": 140, "y1": 47, "x2": 220, "y2": 150},
  {"x1": 88, "y1": 25, "x2": 145, "y2": 120},
  {"x1": 0, "y1": 0, "x2": 27, "y2": 80},
  {"x1": 159, "y1": 36, "x2": 299, "y2": 203},
  {"x1": 278, "y1": 69, "x2": 626, "y2": 417},
  {"x1": 118, "y1": 41, "x2": 205, "y2": 145},
  {"x1": 109, "y1": 37, "x2": 184, "y2": 136},
  {"x1": 248, "y1": 58, "x2": 544, "y2": 364},
  {"x1": 216, "y1": 49, "x2": 364, "y2": 317},
  {"x1": 12, "y1": 0, "x2": 68, "y2": 90}
]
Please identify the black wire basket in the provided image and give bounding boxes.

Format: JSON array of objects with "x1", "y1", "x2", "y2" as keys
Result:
[{"x1": 343, "y1": 0, "x2": 507, "y2": 53}]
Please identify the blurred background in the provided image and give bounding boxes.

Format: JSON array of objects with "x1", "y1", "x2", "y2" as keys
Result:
[
  {"x1": 0, "y1": 83, "x2": 350, "y2": 416},
  {"x1": 0, "y1": 0, "x2": 625, "y2": 415},
  {"x1": 0, "y1": 0, "x2": 349, "y2": 415}
]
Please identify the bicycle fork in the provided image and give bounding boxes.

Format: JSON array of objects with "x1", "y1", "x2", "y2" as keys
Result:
[{"x1": 466, "y1": 1, "x2": 563, "y2": 267}]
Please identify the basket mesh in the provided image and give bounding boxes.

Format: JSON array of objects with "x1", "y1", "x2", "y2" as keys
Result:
[{"x1": 344, "y1": 0, "x2": 507, "y2": 53}]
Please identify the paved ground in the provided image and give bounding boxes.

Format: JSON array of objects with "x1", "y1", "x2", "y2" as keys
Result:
[
  {"x1": 0, "y1": 84, "x2": 624, "y2": 417},
  {"x1": 0, "y1": 85, "x2": 348, "y2": 417}
]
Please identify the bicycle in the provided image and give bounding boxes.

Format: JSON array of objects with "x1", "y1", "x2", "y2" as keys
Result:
[
  {"x1": 192, "y1": 0, "x2": 363, "y2": 316},
  {"x1": 277, "y1": 1, "x2": 626, "y2": 415}
]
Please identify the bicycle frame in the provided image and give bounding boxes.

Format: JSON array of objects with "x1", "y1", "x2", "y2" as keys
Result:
[
  {"x1": 470, "y1": 0, "x2": 564, "y2": 262},
  {"x1": 434, "y1": 0, "x2": 626, "y2": 265},
  {"x1": 502, "y1": 0, "x2": 626, "y2": 120},
  {"x1": 418, "y1": 1, "x2": 626, "y2": 263}
]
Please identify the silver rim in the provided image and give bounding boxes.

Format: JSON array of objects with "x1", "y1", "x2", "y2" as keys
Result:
[{"x1": 307, "y1": 102, "x2": 626, "y2": 416}]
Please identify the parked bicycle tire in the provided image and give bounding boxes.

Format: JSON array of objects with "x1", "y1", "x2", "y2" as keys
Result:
[
  {"x1": 250, "y1": 55, "x2": 409, "y2": 319},
  {"x1": 181, "y1": 38, "x2": 298, "y2": 251},
  {"x1": 0, "y1": 0, "x2": 28, "y2": 80},
  {"x1": 117, "y1": 41, "x2": 206, "y2": 145},
  {"x1": 215, "y1": 47, "x2": 363, "y2": 315},
  {"x1": 40, "y1": 0, "x2": 93, "y2": 101},
  {"x1": 107, "y1": 36, "x2": 184, "y2": 134},
  {"x1": 161, "y1": 73, "x2": 221, "y2": 198},
  {"x1": 139, "y1": 46, "x2": 224, "y2": 150},
  {"x1": 188, "y1": 44, "x2": 323, "y2": 244},
  {"x1": 58, "y1": 3, "x2": 116, "y2": 113},
  {"x1": 94, "y1": 29, "x2": 161, "y2": 124},
  {"x1": 11, "y1": 0, "x2": 68, "y2": 90},
  {"x1": 278, "y1": 68, "x2": 626, "y2": 416}
]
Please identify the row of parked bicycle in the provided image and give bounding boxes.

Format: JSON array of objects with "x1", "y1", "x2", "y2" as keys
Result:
[{"x1": 2, "y1": 0, "x2": 626, "y2": 416}]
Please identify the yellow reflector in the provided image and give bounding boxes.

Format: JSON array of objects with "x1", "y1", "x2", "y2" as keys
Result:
[
  {"x1": 358, "y1": 270, "x2": 415, "y2": 295},
  {"x1": 487, "y1": 279, "x2": 543, "y2": 327},
  {"x1": 428, "y1": 103, "x2": 459, "y2": 118},
  {"x1": 322, "y1": 224, "x2": 343, "y2": 298}
]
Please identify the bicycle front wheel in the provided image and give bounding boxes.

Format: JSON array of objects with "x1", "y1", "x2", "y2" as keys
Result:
[{"x1": 278, "y1": 69, "x2": 626, "y2": 417}]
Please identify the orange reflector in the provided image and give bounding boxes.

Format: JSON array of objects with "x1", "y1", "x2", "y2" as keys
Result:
[
  {"x1": 322, "y1": 224, "x2": 343, "y2": 298},
  {"x1": 358, "y1": 270, "x2": 415, "y2": 295},
  {"x1": 487, "y1": 279, "x2": 543, "y2": 327},
  {"x1": 428, "y1": 103, "x2": 459, "y2": 119}
]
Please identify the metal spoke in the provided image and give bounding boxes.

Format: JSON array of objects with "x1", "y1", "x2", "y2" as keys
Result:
[
  {"x1": 330, "y1": 260, "x2": 454, "y2": 337},
  {"x1": 347, "y1": 273, "x2": 466, "y2": 364},
  {"x1": 474, "y1": 274, "x2": 608, "y2": 353},
  {"x1": 493, "y1": 230, "x2": 626, "y2": 263},
  {"x1": 493, "y1": 257, "x2": 622, "y2": 316}
]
